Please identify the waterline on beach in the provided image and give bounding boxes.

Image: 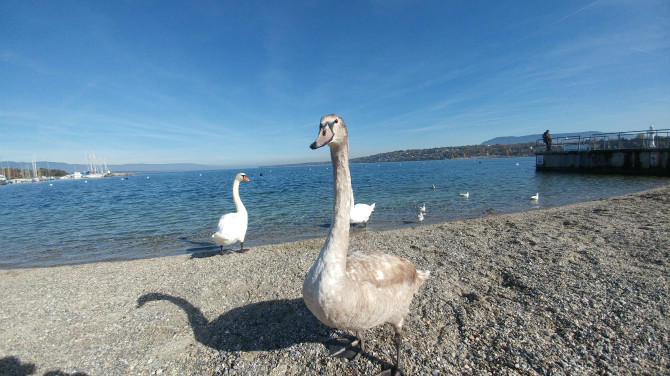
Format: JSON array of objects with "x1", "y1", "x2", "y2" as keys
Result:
[{"x1": 1, "y1": 157, "x2": 667, "y2": 268}]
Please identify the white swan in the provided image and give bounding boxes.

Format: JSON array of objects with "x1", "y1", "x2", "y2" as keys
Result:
[
  {"x1": 417, "y1": 211, "x2": 424, "y2": 223},
  {"x1": 531, "y1": 193, "x2": 539, "y2": 200},
  {"x1": 350, "y1": 201, "x2": 375, "y2": 226},
  {"x1": 459, "y1": 192, "x2": 469, "y2": 198},
  {"x1": 212, "y1": 172, "x2": 249, "y2": 252},
  {"x1": 303, "y1": 114, "x2": 430, "y2": 375}
]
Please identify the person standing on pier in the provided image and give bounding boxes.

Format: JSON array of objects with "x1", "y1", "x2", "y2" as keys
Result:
[{"x1": 543, "y1": 130, "x2": 552, "y2": 151}]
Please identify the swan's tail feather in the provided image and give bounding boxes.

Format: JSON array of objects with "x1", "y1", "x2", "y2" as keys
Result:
[{"x1": 416, "y1": 270, "x2": 430, "y2": 285}]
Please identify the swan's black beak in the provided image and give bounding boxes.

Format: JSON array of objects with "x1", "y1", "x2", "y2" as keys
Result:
[{"x1": 311, "y1": 124, "x2": 333, "y2": 150}]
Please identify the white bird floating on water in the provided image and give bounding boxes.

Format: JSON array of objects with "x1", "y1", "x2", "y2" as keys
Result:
[
  {"x1": 303, "y1": 114, "x2": 430, "y2": 376},
  {"x1": 459, "y1": 192, "x2": 469, "y2": 198},
  {"x1": 212, "y1": 172, "x2": 249, "y2": 253},
  {"x1": 531, "y1": 193, "x2": 539, "y2": 200}
]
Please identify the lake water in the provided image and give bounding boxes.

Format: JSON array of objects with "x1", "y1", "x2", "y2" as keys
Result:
[{"x1": 1, "y1": 157, "x2": 667, "y2": 269}]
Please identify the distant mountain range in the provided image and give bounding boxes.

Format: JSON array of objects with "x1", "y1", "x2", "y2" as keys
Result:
[
  {"x1": 1, "y1": 161, "x2": 220, "y2": 173},
  {"x1": 480, "y1": 131, "x2": 602, "y2": 145},
  {"x1": 3, "y1": 131, "x2": 606, "y2": 172}
]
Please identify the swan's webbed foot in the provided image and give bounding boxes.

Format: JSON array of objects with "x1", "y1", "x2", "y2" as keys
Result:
[
  {"x1": 326, "y1": 332, "x2": 365, "y2": 360},
  {"x1": 234, "y1": 242, "x2": 250, "y2": 253}
]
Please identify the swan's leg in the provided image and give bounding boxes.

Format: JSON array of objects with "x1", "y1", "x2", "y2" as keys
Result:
[
  {"x1": 377, "y1": 332, "x2": 406, "y2": 376},
  {"x1": 357, "y1": 330, "x2": 366, "y2": 352},
  {"x1": 240, "y1": 241, "x2": 244, "y2": 251},
  {"x1": 393, "y1": 331, "x2": 405, "y2": 375}
]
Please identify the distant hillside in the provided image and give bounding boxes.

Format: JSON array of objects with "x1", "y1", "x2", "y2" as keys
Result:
[
  {"x1": 350, "y1": 142, "x2": 536, "y2": 164},
  {"x1": 481, "y1": 131, "x2": 602, "y2": 145},
  {"x1": 4, "y1": 131, "x2": 606, "y2": 171}
]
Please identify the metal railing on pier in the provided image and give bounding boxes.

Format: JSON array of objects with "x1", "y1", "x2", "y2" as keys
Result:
[{"x1": 536, "y1": 128, "x2": 670, "y2": 152}]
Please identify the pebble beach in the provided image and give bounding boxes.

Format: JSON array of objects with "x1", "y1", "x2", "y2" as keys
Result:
[{"x1": 1, "y1": 184, "x2": 669, "y2": 375}]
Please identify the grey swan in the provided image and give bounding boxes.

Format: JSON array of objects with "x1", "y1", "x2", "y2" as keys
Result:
[{"x1": 302, "y1": 114, "x2": 430, "y2": 375}]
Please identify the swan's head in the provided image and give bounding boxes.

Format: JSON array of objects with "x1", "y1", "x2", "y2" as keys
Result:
[
  {"x1": 310, "y1": 114, "x2": 347, "y2": 150},
  {"x1": 235, "y1": 172, "x2": 250, "y2": 182}
]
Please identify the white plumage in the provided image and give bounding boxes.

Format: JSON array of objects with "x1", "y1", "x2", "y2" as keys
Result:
[
  {"x1": 350, "y1": 202, "x2": 375, "y2": 226},
  {"x1": 212, "y1": 172, "x2": 249, "y2": 252}
]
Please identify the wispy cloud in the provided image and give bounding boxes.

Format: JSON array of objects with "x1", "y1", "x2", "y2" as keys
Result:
[{"x1": 0, "y1": 49, "x2": 52, "y2": 75}]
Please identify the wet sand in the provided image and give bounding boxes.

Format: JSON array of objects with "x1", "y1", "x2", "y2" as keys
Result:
[{"x1": 1, "y1": 185, "x2": 669, "y2": 375}]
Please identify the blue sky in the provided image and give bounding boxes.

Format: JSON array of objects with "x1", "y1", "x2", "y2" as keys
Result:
[{"x1": 1, "y1": 1, "x2": 669, "y2": 168}]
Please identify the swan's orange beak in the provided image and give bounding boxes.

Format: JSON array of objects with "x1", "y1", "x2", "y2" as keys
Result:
[{"x1": 243, "y1": 175, "x2": 250, "y2": 182}]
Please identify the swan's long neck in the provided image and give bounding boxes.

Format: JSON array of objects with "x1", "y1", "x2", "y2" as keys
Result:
[
  {"x1": 232, "y1": 180, "x2": 246, "y2": 213},
  {"x1": 319, "y1": 140, "x2": 352, "y2": 274}
]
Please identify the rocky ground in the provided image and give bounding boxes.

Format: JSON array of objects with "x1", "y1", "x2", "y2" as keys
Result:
[{"x1": 1, "y1": 185, "x2": 669, "y2": 375}]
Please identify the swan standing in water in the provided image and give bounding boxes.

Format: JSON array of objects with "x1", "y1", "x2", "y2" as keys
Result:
[
  {"x1": 303, "y1": 114, "x2": 430, "y2": 376},
  {"x1": 350, "y1": 198, "x2": 375, "y2": 227},
  {"x1": 212, "y1": 172, "x2": 249, "y2": 253}
]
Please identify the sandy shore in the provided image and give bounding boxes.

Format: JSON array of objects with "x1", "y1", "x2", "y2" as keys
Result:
[{"x1": 1, "y1": 185, "x2": 669, "y2": 375}]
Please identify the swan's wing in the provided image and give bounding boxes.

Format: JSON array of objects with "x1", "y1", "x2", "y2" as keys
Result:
[
  {"x1": 215, "y1": 212, "x2": 248, "y2": 238},
  {"x1": 346, "y1": 250, "x2": 426, "y2": 288},
  {"x1": 350, "y1": 203, "x2": 375, "y2": 222},
  {"x1": 355, "y1": 203, "x2": 375, "y2": 212}
]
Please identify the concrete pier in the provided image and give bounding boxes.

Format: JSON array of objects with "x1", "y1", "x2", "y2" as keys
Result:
[
  {"x1": 535, "y1": 128, "x2": 670, "y2": 176},
  {"x1": 536, "y1": 149, "x2": 670, "y2": 176}
]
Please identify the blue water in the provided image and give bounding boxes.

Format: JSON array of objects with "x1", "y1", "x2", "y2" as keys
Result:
[{"x1": 1, "y1": 157, "x2": 667, "y2": 269}]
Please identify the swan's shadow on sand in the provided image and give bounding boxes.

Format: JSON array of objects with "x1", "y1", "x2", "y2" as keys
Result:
[
  {"x1": 188, "y1": 248, "x2": 249, "y2": 259},
  {"x1": 177, "y1": 236, "x2": 248, "y2": 259},
  {"x1": 0, "y1": 356, "x2": 88, "y2": 376},
  {"x1": 137, "y1": 293, "x2": 331, "y2": 352},
  {"x1": 136, "y1": 293, "x2": 392, "y2": 370}
]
